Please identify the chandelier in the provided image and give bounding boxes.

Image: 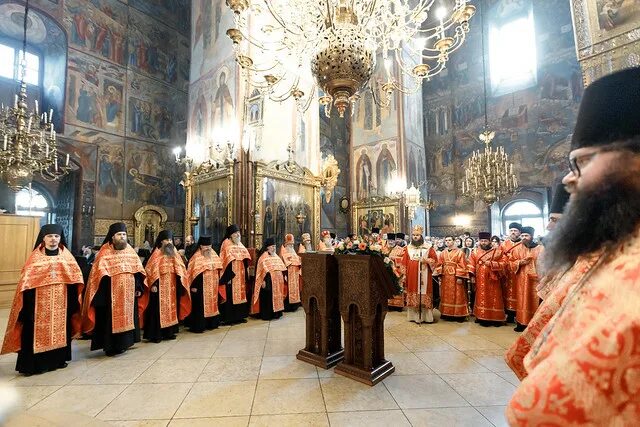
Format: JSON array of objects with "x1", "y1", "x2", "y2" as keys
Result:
[
  {"x1": 225, "y1": 0, "x2": 475, "y2": 117},
  {"x1": 461, "y1": 3, "x2": 516, "y2": 205},
  {"x1": 0, "y1": 0, "x2": 68, "y2": 191}
]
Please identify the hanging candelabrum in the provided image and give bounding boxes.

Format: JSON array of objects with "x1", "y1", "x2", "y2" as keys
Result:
[
  {"x1": 0, "y1": 0, "x2": 69, "y2": 191},
  {"x1": 461, "y1": 128, "x2": 518, "y2": 205}
]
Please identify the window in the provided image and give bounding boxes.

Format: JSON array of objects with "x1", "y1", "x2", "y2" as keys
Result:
[
  {"x1": 502, "y1": 200, "x2": 544, "y2": 236},
  {"x1": 15, "y1": 187, "x2": 51, "y2": 219},
  {"x1": 489, "y1": 10, "x2": 537, "y2": 96},
  {"x1": 0, "y1": 43, "x2": 41, "y2": 86}
]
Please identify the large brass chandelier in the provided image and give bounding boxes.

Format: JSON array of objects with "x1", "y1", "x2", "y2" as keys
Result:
[
  {"x1": 226, "y1": 0, "x2": 475, "y2": 117},
  {"x1": 0, "y1": 0, "x2": 69, "y2": 191},
  {"x1": 461, "y1": 1, "x2": 516, "y2": 205}
]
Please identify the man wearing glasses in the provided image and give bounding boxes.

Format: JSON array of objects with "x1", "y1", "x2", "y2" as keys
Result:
[{"x1": 506, "y1": 67, "x2": 640, "y2": 424}]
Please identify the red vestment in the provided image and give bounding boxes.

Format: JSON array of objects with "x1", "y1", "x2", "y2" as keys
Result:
[
  {"x1": 500, "y1": 239, "x2": 521, "y2": 312},
  {"x1": 508, "y1": 243, "x2": 544, "y2": 325},
  {"x1": 186, "y1": 249, "x2": 224, "y2": 317},
  {"x1": 253, "y1": 252, "x2": 287, "y2": 313},
  {"x1": 220, "y1": 239, "x2": 251, "y2": 304},
  {"x1": 505, "y1": 235, "x2": 640, "y2": 425},
  {"x1": 435, "y1": 248, "x2": 469, "y2": 317},
  {"x1": 2, "y1": 246, "x2": 84, "y2": 355},
  {"x1": 145, "y1": 249, "x2": 191, "y2": 328},
  {"x1": 468, "y1": 247, "x2": 506, "y2": 322},
  {"x1": 401, "y1": 244, "x2": 437, "y2": 309},
  {"x1": 279, "y1": 246, "x2": 302, "y2": 304},
  {"x1": 82, "y1": 244, "x2": 148, "y2": 333},
  {"x1": 388, "y1": 245, "x2": 407, "y2": 308}
]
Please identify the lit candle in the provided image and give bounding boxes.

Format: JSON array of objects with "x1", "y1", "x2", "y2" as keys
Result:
[
  {"x1": 14, "y1": 94, "x2": 18, "y2": 108},
  {"x1": 45, "y1": 142, "x2": 49, "y2": 157},
  {"x1": 43, "y1": 112, "x2": 47, "y2": 123},
  {"x1": 55, "y1": 156, "x2": 58, "y2": 171},
  {"x1": 65, "y1": 153, "x2": 69, "y2": 166},
  {"x1": 35, "y1": 100, "x2": 38, "y2": 115},
  {"x1": 3, "y1": 135, "x2": 7, "y2": 150},
  {"x1": 49, "y1": 109, "x2": 53, "y2": 123}
]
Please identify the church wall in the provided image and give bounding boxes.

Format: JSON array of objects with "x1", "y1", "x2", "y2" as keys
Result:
[
  {"x1": 424, "y1": 0, "x2": 582, "y2": 236},
  {"x1": 0, "y1": 0, "x2": 189, "y2": 248},
  {"x1": 570, "y1": 0, "x2": 640, "y2": 83}
]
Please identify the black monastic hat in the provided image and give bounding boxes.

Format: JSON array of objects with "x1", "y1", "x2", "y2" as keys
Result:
[
  {"x1": 550, "y1": 184, "x2": 570, "y2": 215},
  {"x1": 197, "y1": 236, "x2": 212, "y2": 246},
  {"x1": 225, "y1": 224, "x2": 240, "y2": 239},
  {"x1": 371, "y1": 227, "x2": 380, "y2": 234},
  {"x1": 508, "y1": 222, "x2": 522, "y2": 231},
  {"x1": 478, "y1": 232, "x2": 492, "y2": 240},
  {"x1": 330, "y1": 232, "x2": 336, "y2": 239},
  {"x1": 521, "y1": 226, "x2": 535, "y2": 236},
  {"x1": 396, "y1": 233, "x2": 407, "y2": 240},
  {"x1": 34, "y1": 224, "x2": 67, "y2": 249},
  {"x1": 101, "y1": 222, "x2": 127, "y2": 246},
  {"x1": 264, "y1": 237, "x2": 276, "y2": 248},
  {"x1": 571, "y1": 67, "x2": 640, "y2": 151},
  {"x1": 154, "y1": 230, "x2": 174, "y2": 248},
  {"x1": 387, "y1": 233, "x2": 396, "y2": 240}
]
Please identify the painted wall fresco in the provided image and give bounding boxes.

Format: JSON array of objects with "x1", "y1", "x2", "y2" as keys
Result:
[
  {"x1": 191, "y1": 0, "x2": 234, "y2": 84},
  {"x1": 96, "y1": 141, "x2": 124, "y2": 217},
  {"x1": 127, "y1": 7, "x2": 190, "y2": 91},
  {"x1": 423, "y1": 0, "x2": 581, "y2": 230},
  {"x1": 66, "y1": 49, "x2": 126, "y2": 135},
  {"x1": 129, "y1": 0, "x2": 190, "y2": 36}
]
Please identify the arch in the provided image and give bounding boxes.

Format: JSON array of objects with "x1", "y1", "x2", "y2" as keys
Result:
[
  {"x1": 376, "y1": 146, "x2": 396, "y2": 196},
  {"x1": 501, "y1": 199, "x2": 544, "y2": 236},
  {"x1": 355, "y1": 151, "x2": 373, "y2": 200},
  {"x1": 133, "y1": 204, "x2": 168, "y2": 247}
]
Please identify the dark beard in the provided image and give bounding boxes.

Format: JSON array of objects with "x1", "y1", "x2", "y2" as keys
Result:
[
  {"x1": 480, "y1": 244, "x2": 492, "y2": 250},
  {"x1": 113, "y1": 240, "x2": 127, "y2": 250},
  {"x1": 411, "y1": 236, "x2": 424, "y2": 247},
  {"x1": 162, "y1": 243, "x2": 176, "y2": 256},
  {"x1": 523, "y1": 240, "x2": 537, "y2": 249},
  {"x1": 542, "y1": 174, "x2": 640, "y2": 276}
]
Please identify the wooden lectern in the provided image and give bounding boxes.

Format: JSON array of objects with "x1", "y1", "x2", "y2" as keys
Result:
[
  {"x1": 334, "y1": 254, "x2": 396, "y2": 385},
  {"x1": 296, "y1": 253, "x2": 344, "y2": 369}
]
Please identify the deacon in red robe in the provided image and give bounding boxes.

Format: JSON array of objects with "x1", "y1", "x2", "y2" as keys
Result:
[
  {"x1": 219, "y1": 224, "x2": 251, "y2": 324},
  {"x1": 2, "y1": 224, "x2": 84, "y2": 375},
  {"x1": 467, "y1": 232, "x2": 505, "y2": 326},
  {"x1": 507, "y1": 226, "x2": 544, "y2": 332},
  {"x1": 386, "y1": 233, "x2": 406, "y2": 310},
  {"x1": 401, "y1": 225, "x2": 438, "y2": 323},
  {"x1": 507, "y1": 68, "x2": 640, "y2": 424},
  {"x1": 143, "y1": 230, "x2": 190, "y2": 342},
  {"x1": 500, "y1": 223, "x2": 522, "y2": 323},
  {"x1": 435, "y1": 236, "x2": 469, "y2": 321},
  {"x1": 83, "y1": 222, "x2": 148, "y2": 356},
  {"x1": 254, "y1": 238, "x2": 287, "y2": 321},
  {"x1": 280, "y1": 233, "x2": 301, "y2": 312},
  {"x1": 185, "y1": 236, "x2": 224, "y2": 333}
]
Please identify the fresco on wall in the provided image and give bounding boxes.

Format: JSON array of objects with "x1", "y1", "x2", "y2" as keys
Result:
[
  {"x1": 127, "y1": 71, "x2": 187, "y2": 144},
  {"x1": 127, "y1": 7, "x2": 190, "y2": 91},
  {"x1": 66, "y1": 50, "x2": 126, "y2": 135},
  {"x1": 352, "y1": 140, "x2": 399, "y2": 200},
  {"x1": 191, "y1": 0, "x2": 235, "y2": 83},
  {"x1": 129, "y1": 0, "x2": 190, "y2": 36},
  {"x1": 65, "y1": 139, "x2": 98, "y2": 182},
  {"x1": 95, "y1": 141, "x2": 124, "y2": 217},
  {"x1": 424, "y1": 0, "x2": 580, "y2": 227},
  {"x1": 64, "y1": 0, "x2": 128, "y2": 66},
  {"x1": 124, "y1": 140, "x2": 183, "y2": 212}
]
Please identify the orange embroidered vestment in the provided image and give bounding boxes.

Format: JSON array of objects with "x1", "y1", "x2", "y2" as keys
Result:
[
  {"x1": 435, "y1": 248, "x2": 469, "y2": 317},
  {"x1": 500, "y1": 240, "x2": 521, "y2": 312},
  {"x1": 508, "y1": 243, "x2": 544, "y2": 325},
  {"x1": 279, "y1": 247, "x2": 302, "y2": 304},
  {"x1": 145, "y1": 249, "x2": 191, "y2": 328},
  {"x1": 187, "y1": 249, "x2": 224, "y2": 317},
  {"x1": 401, "y1": 244, "x2": 437, "y2": 309},
  {"x1": 2, "y1": 246, "x2": 84, "y2": 355},
  {"x1": 83, "y1": 244, "x2": 148, "y2": 333},
  {"x1": 468, "y1": 247, "x2": 506, "y2": 322},
  {"x1": 220, "y1": 239, "x2": 251, "y2": 304},
  {"x1": 253, "y1": 252, "x2": 287, "y2": 313},
  {"x1": 388, "y1": 245, "x2": 407, "y2": 308},
  {"x1": 505, "y1": 236, "x2": 640, "y2": 425}
]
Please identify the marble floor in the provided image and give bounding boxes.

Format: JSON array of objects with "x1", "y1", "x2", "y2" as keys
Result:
[{"x1": 0, "y1": 308, "x2": 519, "y2": 426}]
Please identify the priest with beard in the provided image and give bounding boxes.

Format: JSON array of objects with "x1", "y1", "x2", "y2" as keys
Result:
[
  {"x1": 435, "y1": 236, "x2": 470, "y2": 322},
  {"x1": 545, "y1": 184, "x2": 570, "y2": 234},
  {"x1": 298, "y1": 233, "x2": 313, "y2": 253},
  {"x1": 468, "y1": 232, "x2": 506, "y2": 326},
  {"x1": 83, "y1": 223, "x2": 148, "y2": 356},
  {"x1": 386, "y1": 234, "x2": 406, "y2": 311},
  {"x1": 318, "y1": 230, "x2": 334, "y2": 252},
  {"x1": 219, "y1": 224, "x2": 251, "y2": 324},
  {"x1": 505, "y1": 67, "x2": 640, "y2": 426},
  {"x1": 143, "y1": 230, "x2": 190, "y2": 342},
  {"x1": 507, "y1": 227, "x2": 543, "y2": 332},
  {"x1": 280, "y1": 234, "x2": 302, "y2": 312},
  {"x1": 185, "y1": 236, "x2": 224, "y2": 333},
  {"x1": 500, "y1": 222, "x2": 522, "y2": 323},
  {"x1": 401, "y1": 225, "x2": 438, "y2": 323},
  {"x1": 253, "y1": 237, "x2": 287, "y2": 320},
  {"x1": 2, "y1": 225, "x2": 84, "y2": 375}
]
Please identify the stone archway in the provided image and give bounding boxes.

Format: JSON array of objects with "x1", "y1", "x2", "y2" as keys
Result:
[{"x1": 133, "y1": 205, "x2": 168, "y2": 247}]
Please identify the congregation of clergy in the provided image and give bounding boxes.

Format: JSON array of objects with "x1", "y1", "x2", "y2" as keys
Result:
[{"x1": 2, "y1": 67, "x2": 640, "y2": 425}]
